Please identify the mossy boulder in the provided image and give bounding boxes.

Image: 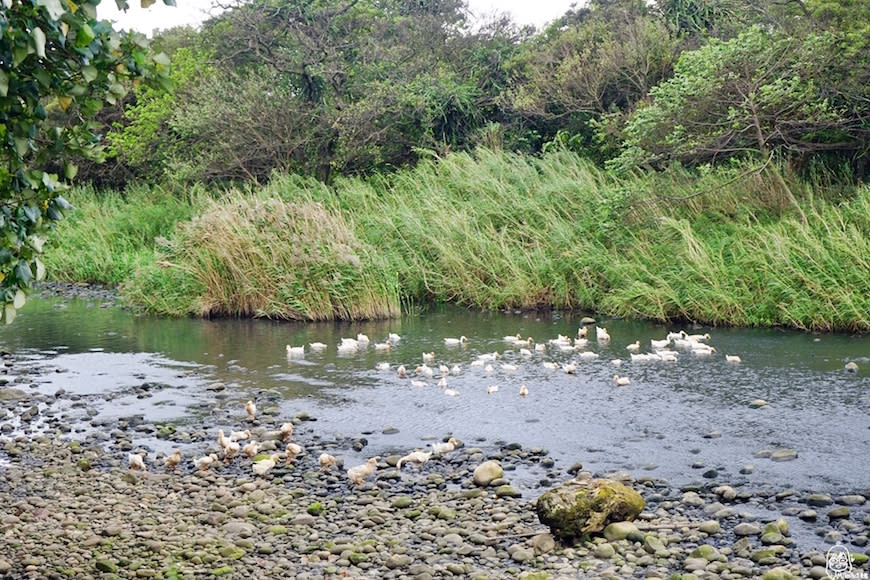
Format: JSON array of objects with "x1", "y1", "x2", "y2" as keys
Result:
[{"x1": 535, "y1": 478, "x2": 645, "y2": 540}]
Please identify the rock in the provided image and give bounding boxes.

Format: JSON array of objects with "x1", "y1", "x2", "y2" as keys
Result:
[
  {"x1": 0, "y1": 560, "x2": 9, "y2": 573},
  {"x1": 836, "y1": 494, "x2": 866, "y2": 506},
  {"x1": 770, "y1": 449, "x2": 798, "y2": 462},
  {"x1": 535, "y1": 478, "x2": 645, "y2": 540},
  {"x1": 748, "y1": 399, "x2": 769, "y2": 409},
  {"x1": 699, "y1": 520, "x2": 721, "y2": 535},
  {"x1": 845, "y1": 361, "x2": 859, "y2": 373},
  {"x1": 643, "y1": 534, "x2": 667, "y2": 555},
  {"x1": 531, "y1": 533, "x2": 556, "y2": 555},
  {"x1": 733, "y1": 523, "x2": 762, "y2": 536},
  {"x1": 385, "y1": 555, "x2": 413, "y2": 569},
  {"x1": 472, "y1": 460, "x2": 503, "y2": 487},
  {"x1": 221, "y1": 521, "x2": 256, "y2": 537},
  {"x1": 95, "y1": 560, "x2": 118, "y2": 573},
  {"x1": 762, "y1": 568, "x2": 795, "y2": 580},
  {"x1": 807, "y1": 493, "x2": 833, "y2": 507},
  {"x1": 683, "y1": 557, "x2": 708, "y2": 571},
  {"x1": 827, "y1": 507, "x2": 850, "y2": 520},
  {"x1": 603, "y1": 521, "x2": 639, "y2": 541},
  {"x1": 495, "y1": 485, "x2": 521, "y2": 498},
  {"x1": 690, "y1": 544, "x2": 723, "y2": 562},
  {"x1": 799, "y1": 509, "x2": 818, "y2": 521},
  {"x1": 593, "y1": 543, "x2": 615, "y2": 558}
]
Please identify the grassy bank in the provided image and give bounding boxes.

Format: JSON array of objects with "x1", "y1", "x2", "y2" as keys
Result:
[{"x1": 48, "y1": 149, "x2": 870, "y2": 331}]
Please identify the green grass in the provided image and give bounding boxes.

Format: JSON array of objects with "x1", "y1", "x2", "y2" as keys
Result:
[
  {"x1": 45, "y1": 149, "x2": 870, "y2": 331},
  {"x1": 42, "y1": 183, "x2": 199, "y2": 285}
]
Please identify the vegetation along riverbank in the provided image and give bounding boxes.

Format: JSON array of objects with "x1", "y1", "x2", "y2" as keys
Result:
[{"x1": 45, "y1": 149, "x2": 870, "y2": 331}]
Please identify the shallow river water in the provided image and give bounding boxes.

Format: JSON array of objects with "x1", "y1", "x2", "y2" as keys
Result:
[{"x1": 2, "y1": 294, "x2": 868, "y2": 502}]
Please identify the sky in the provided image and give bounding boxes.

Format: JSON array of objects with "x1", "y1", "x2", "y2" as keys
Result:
[{"x1": 97, "y1": 0, "x2": 580, "y2": 37}]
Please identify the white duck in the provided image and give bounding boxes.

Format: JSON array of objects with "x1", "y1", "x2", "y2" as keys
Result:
[
  {"x1": 346, "y1": 457, "x2": 379, "y2": 485},
  {"x1": 252, "y1": 453, "x2": 281, "y2": 477},
  {"x1": 444, "y1": 336, "x2": 468, "y2": 346},
  {"x1": 396, "y1": 450, "x2": 432, "y2": 469},
  {"x1": 431, "y1": 437, "x2": 460, "y2": 454},
  {"x1": 286, "y1": 344, "x2": 305, "y2": 358}
]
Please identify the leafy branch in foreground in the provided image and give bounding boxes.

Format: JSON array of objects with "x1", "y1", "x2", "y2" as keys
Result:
[{"x1": 0, "y1": 0, "x2": 170, "y2": 322}]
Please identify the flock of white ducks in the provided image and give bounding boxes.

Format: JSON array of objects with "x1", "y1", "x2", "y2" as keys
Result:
[
  {"x1": 284, "y1": 325, "x2": 739, "y2": 399},
  {"x1": 126, "y1": 399, "x2": 464, "y2": 487}
]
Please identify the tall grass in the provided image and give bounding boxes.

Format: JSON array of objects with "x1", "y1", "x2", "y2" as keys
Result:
[
  {"x1": 42, "y1": 184, "x2": 198, "y2": 285},
  {"x1": 123, "y1": 190, "x2": 400, "y2": 320},
  {"x1": 47, "y1": 149, "x2": 870, "y2": 330}
]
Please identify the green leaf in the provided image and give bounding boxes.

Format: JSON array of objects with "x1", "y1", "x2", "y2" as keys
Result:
[
  {"x1": 15, "y1": 261, "x2": 33, "y2": 285},
  {"x1": 0, "y1": 70, "x2": 7, "y2": 97},
  {"x1": 14, "y1": 137, "x2": 30, "y2": 157},
  {"x1": 64, "y1": 163, "x2": 78, "y2": 180},
  {"x1": 140, "y1": 0, "x2": 156, "y2": 7},
  {"x1": 34, "y1": 69, "x2": 51, "y2": 88},
  {"x1": 76, "y1": 23, "x2": 95, "y2": 48},
  {"x1": 31, "y1": 27, "x2": 47, "y2": 59},
  {"x1": 23, "y1": 204, "x2": 40, "y2": 223},
  {"x1": 162, "y1": 0, "x2": 176, "y2": 5},
  {"x1": 3, "y1": 304, "x2": 16, "y2": 325},
  {"x1": 34, "y1": 258, "x2": 46, "y2": 282},
  {"x1": 36, "y1": 0, "x2": 66, "y2": 20},
  {"x1": 12, "y1": 290, "x2": 26, "y2": 309},
  {"x1": 82, "y1": 65, "x2": 98, "y2": 83},
  {"x1": 54, "y1": 196, "x2": 73, "y2": 210}
]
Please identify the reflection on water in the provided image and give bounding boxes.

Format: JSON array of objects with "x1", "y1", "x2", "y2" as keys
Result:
[{"x1": 2, "y1": 296, "x2": 869, "y2": 497}]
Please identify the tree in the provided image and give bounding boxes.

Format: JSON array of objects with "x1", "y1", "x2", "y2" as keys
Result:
[
  {"x1": 611, "y1": 25, "x2": 870, "y2": 176},
  {"x1": 503, "y1": 0, "x2": 679, "y2": 158},
  {"x1": 0, "y1": 0, "x2": 170, "y2": 321},
  {"x1": 115, "y1": 0, "x2": 518, "y2": 185}
]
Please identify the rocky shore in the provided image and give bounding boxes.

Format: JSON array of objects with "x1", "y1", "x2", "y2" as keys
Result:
[
  {"x1": 1, "y1": 407, "x2": 869, "y2": 579},
  {"x1": 0, "y1": 284, "x2": 866, "y2": 578}
]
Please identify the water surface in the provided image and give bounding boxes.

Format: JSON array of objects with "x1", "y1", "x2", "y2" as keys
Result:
[{"x1": 2, "y1": 296, "x2": 868, "y2": 500}]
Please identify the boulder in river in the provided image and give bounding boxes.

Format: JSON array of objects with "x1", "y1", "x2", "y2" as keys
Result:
[{"x1": 535, "y1": 477, "x2": 645, "y2": 540}]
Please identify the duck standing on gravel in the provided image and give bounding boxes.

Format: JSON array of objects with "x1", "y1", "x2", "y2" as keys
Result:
[{"x1": 245, "y1": 400, "x2": 256, "y2": 422}]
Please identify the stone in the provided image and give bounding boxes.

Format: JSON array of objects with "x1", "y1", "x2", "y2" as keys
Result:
[
  {"x1": 748, "y1": 399, "x2": 769, "y2": 409},
  {"x1": 733, "y1": 523, "x2": 762, "y2": 536},
  {"x1": 473, "y1": 460, "x2": 503, "y2": 487},
  {"x1": 643, "y1": 534, "x2": 667, "y2": 555},
  {"x1": 222, "y1": 521, "x2": 256, "y2": 537},
  {"x1": 699, "y1": 520, "x2": 721, "y2": 535},
  {"x1": 603, "y1": 521, "x2": 639, "y2": 541},
  {"x1": 762, "y1": 568, "x2": 794, "y2": 580},
  {"x1": 95, "y1": 560, "x2": 118, "y2": 573},
  {"x1": 495, "y1": 485, "x2": 521, "y2": 498},
  {"x1": 531, "y1": 533, "x2": 556, "y2": 555},
  {"x1": 836, "y1": 494, "x2": 866, "y2": 506},
  {"x1": 535, "y1": 478, "x2": 645, "y2": 540},
  {"x1": 828, "y1": 507, "x2": 850, "y2": 521},
  {"x1": 807, "y1": 494, "x2": 833, "y2": 507},
  {"x1": 690, "y1": 544, "x2": 723, "y2": 562},
  {"x1": 770, "y1": 449, "x2": 798, "y2": 462},
  {"x1": 593, "y1": 543, "x2": 615, "y2": 558},
  {"x1": 385, "y1": 555, "x2": 413, "y2": 569}
]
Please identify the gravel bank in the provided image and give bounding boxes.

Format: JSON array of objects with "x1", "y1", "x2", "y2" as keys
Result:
[
  {"x1": 1, "y1": 420, "x2": 868, "y2": 579},
  {"x1": 0, "y1": 284, "x2": 866, "y2": 578}
]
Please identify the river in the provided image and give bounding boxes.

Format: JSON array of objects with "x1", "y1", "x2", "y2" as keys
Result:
[{"x1": 2, "y1": 293, "x2": 868, "y2": 500}]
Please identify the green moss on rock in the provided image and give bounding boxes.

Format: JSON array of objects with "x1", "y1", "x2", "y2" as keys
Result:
[{"x1": 535, "y1": 478, "x2": 645, "y2": 540}]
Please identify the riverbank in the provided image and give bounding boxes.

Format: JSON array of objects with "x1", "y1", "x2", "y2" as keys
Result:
[
  {"x1": 1, "y1": 428, "x2": 868, "y2": 579},
  {"x1": 1, "y1": 342, "x2": 868, "y2": 579},
  {"x1": 43, "y1": 149, "x2": 870, "y2": 331}
]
